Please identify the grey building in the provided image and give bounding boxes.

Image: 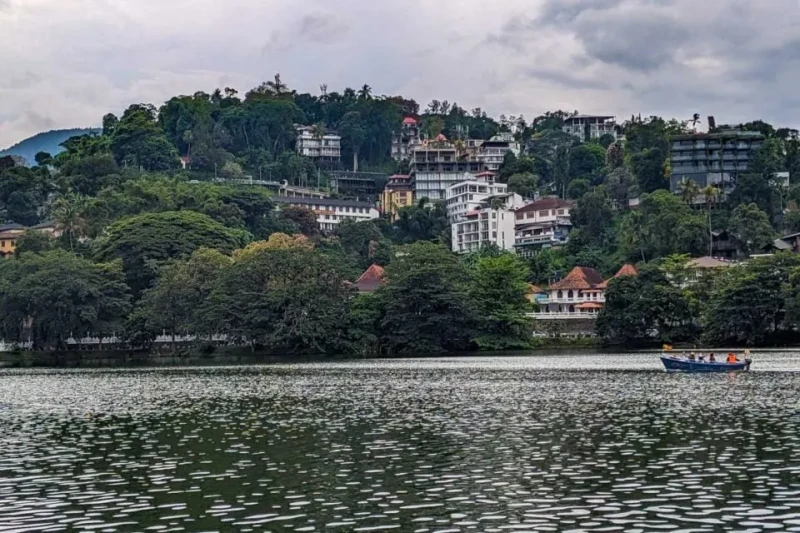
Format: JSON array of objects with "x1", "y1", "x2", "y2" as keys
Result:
[{"x1": 669, "y1": 131, "x2": 764, "y2": 199}]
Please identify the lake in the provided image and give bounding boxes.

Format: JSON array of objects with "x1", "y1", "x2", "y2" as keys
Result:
[{"x1": 1, "y1": 352, "x2": 800, "y2": 532}]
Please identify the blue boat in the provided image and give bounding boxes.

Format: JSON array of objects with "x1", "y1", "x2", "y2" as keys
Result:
[{"x1": 660, "y1": 354, "x2": 751, "y2": 372}]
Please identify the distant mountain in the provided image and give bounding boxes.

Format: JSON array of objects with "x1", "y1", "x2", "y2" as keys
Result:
[{"x1": 0, "y1": 128, "x2": 101, "y2": 165}]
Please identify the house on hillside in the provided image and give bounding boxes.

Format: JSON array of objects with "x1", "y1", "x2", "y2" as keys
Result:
[
  {"x1": 355, "y1": 264, "x2": 386, "y2": 294},
  {"x1": 532, "y1": 264, "x2": 638, "y2": 320}
]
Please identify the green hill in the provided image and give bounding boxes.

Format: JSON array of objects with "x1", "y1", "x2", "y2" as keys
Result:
[{"x1": 0, "y1": 128, "x2": 101, "y2": 165}]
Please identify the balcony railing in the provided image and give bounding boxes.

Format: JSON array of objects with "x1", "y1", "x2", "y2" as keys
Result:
[{"x1": 529, "y1": 312, "x2": 600, "y2": 320}]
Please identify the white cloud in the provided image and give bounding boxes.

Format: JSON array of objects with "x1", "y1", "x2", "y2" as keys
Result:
[{"x1": 2, "y1": 0, "x2": 800, "y2": 147}]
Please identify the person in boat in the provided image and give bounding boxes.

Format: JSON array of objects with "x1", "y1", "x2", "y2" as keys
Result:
[
  {"x1": 698, "y1": 353, "x2": 706, "y2": 362},
  {"x1": 688, "y1": 352, "x2": 696, "y2": 361},
  {"x1": 727, "y1": 353, "x2": 738, "y2": 364},
  {"x1": 709, "y1": 353, "x2": 716, "y2": 363}
]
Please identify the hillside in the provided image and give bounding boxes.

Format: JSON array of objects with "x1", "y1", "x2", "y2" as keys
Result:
[{"x1": 0, "y1": 128, "x2": 101, "y2": 165}]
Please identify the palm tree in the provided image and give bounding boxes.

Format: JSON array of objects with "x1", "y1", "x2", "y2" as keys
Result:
[
  {"x1": 311, "y1": 123, "x2": 326, "y2": 140},
  {"x1": 51, "y1": 193, "x2": 90, "y2": 251},
  {"x1": 678, "y1": 177, "x2": 700, "y2": 205},
  {"x1": 266, "y1": 74, "x2": 288, "y2": 97},
  {"x1": 620, "y1": 210, "x2": 648, "y2": 262},
  {"x1": 701, "y1": 184, "x2": 721, "y2": 256},
  {"x1": 358, "y1": 84, "x2": 372, "y2": 101}
]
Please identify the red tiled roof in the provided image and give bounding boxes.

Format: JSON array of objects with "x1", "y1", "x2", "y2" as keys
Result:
[
  {"x1": 614, "y1": 264, "x2": 638, "y2": 278},
  {"x1": 599, "y1": 264, "x2": 638, "y2": 288},
  {"x1": 403, "y1": 117, "x2": 418, "y2": 125},
  {"x1": 550, "y1": 266, "x2": 605, "y2": 290},
  {"x1": 388, "y1": 174, "x2": 410, "y2": 180},
  {"x1": 515, "y1": 198, "x2": 574, "y2": 213},
  {"x1": 577, "y1": 302, "x2": 604, "y2": 310},
  {"x1": 434, "y1": 134, "x2": 448, "y2": 142},
  {"x1": 355, "y1": 264, "x2": 386, "y2": 293},
  {"x1": 474, "y1": 171, "x2": 497, "y2": 177}
]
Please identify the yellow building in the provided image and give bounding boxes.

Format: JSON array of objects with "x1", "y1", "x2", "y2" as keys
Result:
[
  {"x1": 380, "y1": 174, "x2": 413, "y2": 221},
  {"x1": 0, "y1": 224, "x2": 26, "y2": 258}
]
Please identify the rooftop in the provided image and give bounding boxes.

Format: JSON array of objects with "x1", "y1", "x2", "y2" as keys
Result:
[
  {"x1": 355, "y1": 264, "x2": 386, "y2": 294},
  {"x1": 0, "y1": 223, "x2": 25, "y2": 232},
  {"x1": 566, "y1": 114, "x2": 615, "y2": 121},
  {"x1": 671, "y1": 131, "x2": 765, "y2": 141},
  {"x1": 550, "y1": 266, "x2": 606, "y2": 291},
  {"x1": 515, "y1": 198, "x2": 574, "y2": 213},
  {"x1": 273, "y1": 196, "x2": 375, "y2": 209},
  {"x1": 402, "y1": 117, "x2": 418, "y2": 125},
  {"x1": 686, "y1": 256, "x2": 736, "y2": 269}
]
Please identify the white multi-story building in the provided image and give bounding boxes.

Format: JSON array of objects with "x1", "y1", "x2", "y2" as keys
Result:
[
  {"x1": 273, "y1": 196, "x2": 379, "y2": 233},
  {"x1": 411, "y1": 136, "x2": 484, "y2": 201},
  {"x1": 445, "y1": 172, "x2": 512, "y2": 223},
  {"x1": 477, "y1": 133, "x2": 520, "y2": 171},
  {"x1": 296, "y1": 126, "x2": 341, "y2": 161},
  {"x1": 451, "y1": 194, "x2": 520, "y2": 254},
  {"x1": 391, "y1": 117, "x2": 422, "y2": 161},
  {"x1": 562, "y1": 115, "x2": 619, "y2": 141}
]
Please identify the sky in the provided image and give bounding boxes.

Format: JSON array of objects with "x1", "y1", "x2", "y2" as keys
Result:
[{"x1": 2, "y1": 0, "x2": 800, "y2": 148}]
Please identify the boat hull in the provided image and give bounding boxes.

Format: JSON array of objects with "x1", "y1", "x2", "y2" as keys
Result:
[{"x1": 660, "y1": 356, "x2": 750, "y2": 372}]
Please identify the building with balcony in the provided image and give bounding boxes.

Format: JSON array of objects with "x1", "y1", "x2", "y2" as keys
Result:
[
  {"x1": 391, "y1": 117, "x2": 422, "y2": 161},
  {"x1": 477, "y1": 133, "x2": 520, "y2": 171},
  {"x1": 445, "y1": 172, "x2": 516, "y2": 223},
  {"x1": 296, "y1": 126, "x2": 341, "y2": 161},
  {"x1": 411, "y1": 135, "x2": 484, "y2": 201},
  {"x1": 532, "y1": 264, "x2": 637, "y2": 320},
  {"x1": 513, "y1": 198, "x2": 574, "y2": 257},
  {"x1": 563, "y1": 115, "x2": 619, "y2": 141},
  {"x1": 273, "y1": 196, "x2": 379, "y2": 233},
  {"x1": 452, "y1": 195, "x2": 518, "y2": 254},
  {"x1": 669, "y1": 131, "x2": 765, "y2": 201},
  {"x1": 380, "y1": 174, "x2": 414, "y2": 221}
]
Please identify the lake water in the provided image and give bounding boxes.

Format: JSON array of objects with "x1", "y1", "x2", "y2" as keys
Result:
[{"x1": 2, "y1": 352, "x2": 800, "y2": 532}]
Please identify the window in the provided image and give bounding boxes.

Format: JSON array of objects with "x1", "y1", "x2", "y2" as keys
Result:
[
  {"x1": 1, "y1": 241, "x2": 4, "y2": 247},
  {"x1": 558, "y1": 209, "x2": 565, "y2": 215}
]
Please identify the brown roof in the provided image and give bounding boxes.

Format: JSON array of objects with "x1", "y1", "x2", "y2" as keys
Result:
[
  {"x1": 355, "y1": 264, "x2": 386, "y2": 293},
  {"x1": 403, "y1": 117, "x2": 418, "y2": 125},
  {"x1": 599, "y1": 264, "x2": 638, "y2": 288},
  {"x1": 576, "y1": 302, "x2": 604, "y2": 310},
  {"x1": 516, "y1": 198, "x2": 574, "y2": 213},
  {"x1": 550, "y1": 266, "x2": 605, "y2": 290}
]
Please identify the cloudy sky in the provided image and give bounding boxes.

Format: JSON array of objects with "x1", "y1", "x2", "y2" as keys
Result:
[{"x1": 2, "y1": 0, "x2": 800, "y2": 147}]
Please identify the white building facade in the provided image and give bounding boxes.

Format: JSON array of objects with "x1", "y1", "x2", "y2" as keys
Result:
[
  {"x1": 296, "y1": 126, "x2": 341, "y2": 161},
  {"x1": 452, "y1": 207, "x2": 516, "y2": 254},
  {"x1": 392, "y1": 117, "x2": 422, "y2": 161},
  {"x1": 513, "y1": 198, "x2": 574, "y2": 257},
  {"x1": 477, "y1": 133, "x2": 521, "y2": 171},
  {"x1": 273, "y1": 196, "x2": 379, "y2": 232},
  {"x1": 562, "y1": 115, "x2": 618, "y2": 140},
  {"x1": 445, "y1": 174, "x2": 510, "y2": 224}
]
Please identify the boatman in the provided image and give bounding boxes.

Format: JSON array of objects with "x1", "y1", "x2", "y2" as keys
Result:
[{"x1": 727, "y1": 352, "x2": 738, "y2": 364}]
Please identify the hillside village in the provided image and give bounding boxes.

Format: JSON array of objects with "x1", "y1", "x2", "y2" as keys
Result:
[{"x1": 1, "y1": 79, "x2": 800, "y2": 351}]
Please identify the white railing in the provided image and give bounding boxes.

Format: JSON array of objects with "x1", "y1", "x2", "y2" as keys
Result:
[{"x1": 529, "y1": 312, "x2": 599, "y2": 320}]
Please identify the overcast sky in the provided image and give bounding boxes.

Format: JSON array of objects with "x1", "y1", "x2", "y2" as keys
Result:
[{"x1": 2, "y1": 0, "x2": 800, "y2": 147}]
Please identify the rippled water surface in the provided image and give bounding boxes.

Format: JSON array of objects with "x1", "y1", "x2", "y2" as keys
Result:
[{"x1": 2, "y1": 352, "x2": 800, "y2": 532}]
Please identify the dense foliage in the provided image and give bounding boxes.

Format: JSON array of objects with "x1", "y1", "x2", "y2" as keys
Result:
[{"x1": 1, "y1": 78, "x2": 800, "y2": 355}]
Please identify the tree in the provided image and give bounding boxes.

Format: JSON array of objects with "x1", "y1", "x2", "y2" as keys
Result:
[
  {"x1": 469, "y1": 254, "x2": 532, "y2": 349},
  {"x1": 701, "y1": 185, "x2": 721, "y2": 256},
  {"x1": 728, "y1": 203, "x2": 775, "y2": 256},
  {"x1": 703, "y1": 254, "x2": 800, "y2": 346},
  {"x1": 279, "y1": 206, "x2": 321, "y2": 238},
  {"x1": 135, "y1": 248, "x2": 230, "y2": 352},
  {"x1": 566, "y1": 178, "x2": 590, "y2": 200},
  {"x1": 0, "y1": 250, "x2": 130, "y2": 350},
  {"x1": 375, "y1": 242, "x2": 474, "y2": 353},
  {"x1": 630, "y1": 148, "x2": 668, "y2": 193},
  {"x1": 51, "y1": 193, "x2": 90, "y2": 251},
  {"x1": 335, "y1": 220, "x2": 392, "y2": 269},
  {"x1": 206, "y1": 246, "x2": 352, "y2": 353},
  {"x1": 14, "y1": 230, "x2": 54, "y2": 255},
  {"x1": 339, "y1": 111, "x2": 366, "y2": 172},
  {"x1": 606, "y1": 141, "x2": 625, "y2": 169},
  {"x1": 94, "y1": 210, "x2": 247, "y2": 296},
  {"x1": 728, "y1": 173, "x2": 776, "y2": 214},
  {"x1": 34, "y1": 152, "x2": 53, "y2": 166},
  {"x1": 678, "y1": 177, "x2": 700, "y2": 204},
  {"x1": 568, "y1": 144, "x2": 606, "y2": 183},
  {"x1": 110, "y1": 104, "x2": 179, "y2": 170},
  {"x1": 392, "y1": 199, "x2": 450, "y2": 244},
  {"x1": 507, "y1": 173, "x2": 538, "y2": 198},
  {"x1": 571, "y1": 190, "x2": 613, "y2": 242},
  {"x1": 6, "y1": 191, "x2": 40, "y2": 226}
]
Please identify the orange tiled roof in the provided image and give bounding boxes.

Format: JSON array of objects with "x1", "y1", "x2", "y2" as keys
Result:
[
  {"x1": 550, "y1": 266, "x2": 605, "y2": 290},
  {"x1": 355, "y1": 264, "x2": 386, "y2": 293},
  {"x1": 576, "y1": 302, "x2": 604, "y2": 310},
  {"x1": 599, "y1": 263, "x2": 639, "y2": 288}
]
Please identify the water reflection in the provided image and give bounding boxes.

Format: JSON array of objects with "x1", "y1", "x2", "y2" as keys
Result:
[{"x1": 1, "y1": 354, "x2": 800, "y2": 531}]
